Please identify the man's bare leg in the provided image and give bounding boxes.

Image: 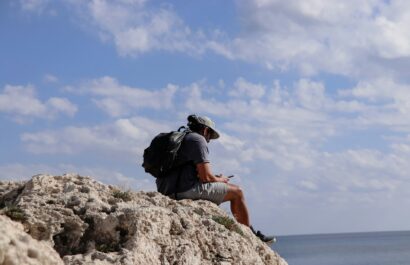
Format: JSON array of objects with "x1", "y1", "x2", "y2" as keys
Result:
[
  {"x1": 221, "y1": 183, "x2": 276, "y2": 243},
  {"x1": 222, "y1": 183, "x2": 250, "y2": 226}
]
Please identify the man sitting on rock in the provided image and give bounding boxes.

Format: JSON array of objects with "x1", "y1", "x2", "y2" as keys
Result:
[{"x1": 156, "y1": 114, "x2": 275, "y2": 243}]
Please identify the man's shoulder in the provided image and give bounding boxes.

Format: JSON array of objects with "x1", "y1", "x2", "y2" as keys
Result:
[
  {"x1": 180, "y1": 131, "x2": 209, "y2": 162},
  {"x1": 185, "y1": 132, "x2": 206, "y2": 144}
]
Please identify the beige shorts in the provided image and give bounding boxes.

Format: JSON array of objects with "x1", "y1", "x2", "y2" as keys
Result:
[{"x1": 177, "y1": 182, "x2": 228, "y2": 205}]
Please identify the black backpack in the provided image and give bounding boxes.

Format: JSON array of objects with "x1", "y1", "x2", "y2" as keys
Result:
[{"x1": 142, "y1": 126, "x2": 190, "y2": 178}]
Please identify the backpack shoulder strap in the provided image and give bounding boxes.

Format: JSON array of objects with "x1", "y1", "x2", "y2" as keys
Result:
[{"x1": 173, "y1": 126, "x2": 192, "y2": 199}]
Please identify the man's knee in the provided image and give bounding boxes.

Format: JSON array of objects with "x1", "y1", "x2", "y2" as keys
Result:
[{"x1": 227, "y1": 184, "x2": 244, "y2": 200}]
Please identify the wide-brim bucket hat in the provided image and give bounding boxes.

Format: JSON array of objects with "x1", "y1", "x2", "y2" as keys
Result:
[{"x1": 187, "y1": 114, "x2": 220, "y2": 140}]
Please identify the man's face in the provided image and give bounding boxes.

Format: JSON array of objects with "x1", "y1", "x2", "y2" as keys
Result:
[{"x1": 204, "y1": 127, "x2": 211, "y2": 143}]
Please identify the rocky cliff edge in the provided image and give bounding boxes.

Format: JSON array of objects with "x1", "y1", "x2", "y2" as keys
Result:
[{"x1": 0, "y1": 174, "x2": 287, "y2": 265}]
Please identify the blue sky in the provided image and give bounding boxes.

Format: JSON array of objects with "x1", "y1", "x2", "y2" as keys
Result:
[{"x1": 2, "y1": 0, "x2": 410, "y2": 236}]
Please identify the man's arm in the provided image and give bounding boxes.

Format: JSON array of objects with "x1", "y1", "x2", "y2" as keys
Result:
[{"x1": 196, "y1": 162, "x2": 229, "y2": 183}]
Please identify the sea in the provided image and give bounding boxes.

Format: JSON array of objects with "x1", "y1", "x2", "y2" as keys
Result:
[{"x1": 271, "y1": 231, "x2": 410, "y2": 265}]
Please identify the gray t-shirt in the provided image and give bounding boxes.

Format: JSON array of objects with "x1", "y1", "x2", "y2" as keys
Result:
[{"x1": 156, "y1": 132, "x2": 209, "y2": 195}]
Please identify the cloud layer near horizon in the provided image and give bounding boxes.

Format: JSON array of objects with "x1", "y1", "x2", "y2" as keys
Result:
[
  {"x1": 3, "y1": 74, "x2": 410, "y2": 233},
  {"x1": 10, "y1": 76, "x2": 410, "y2": 201}
]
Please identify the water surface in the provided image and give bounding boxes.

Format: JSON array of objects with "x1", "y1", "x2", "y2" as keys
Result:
[{"x1": 272, "y1": 231, "x2": 410, "y2": 265}]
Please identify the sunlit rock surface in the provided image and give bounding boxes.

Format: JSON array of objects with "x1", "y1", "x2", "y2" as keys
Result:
[{"x1": 0, "y1": 174, "x2": 287, "y2": 265}]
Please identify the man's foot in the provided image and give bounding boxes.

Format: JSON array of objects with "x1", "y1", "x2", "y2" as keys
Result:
[{"x1": 250, "y1": 226, "x2": 276, "y2": 244}]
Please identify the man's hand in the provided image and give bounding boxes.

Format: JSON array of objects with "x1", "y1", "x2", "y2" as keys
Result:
[
  {"x1": 215, "y1": 174, "x2": 230, "y2": 183},
  {"x1": 196, "y1": 163, "x2": 230, "y2": 183}
]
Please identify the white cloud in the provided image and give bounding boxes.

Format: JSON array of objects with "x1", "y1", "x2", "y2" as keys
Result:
[
  {"x1": 19, "y1": 0, "x2": 410, "y2": 81},
  {"x1": 371, "y1": 4, "x2": 410, "y2": 59},
  {"x1": 43, "y1": 74, "x2": 59, "y2": 83},
  {"x1": 72, "y1": 0, "x2": 205, "y2": 57},
  {"x1": 186, "y1": 78, "x2": 335, "y2": 140},
  {"x1": 20, "y1": 0, "x2": 50, "y2": 12},
  {"x1": 19, "y1": 0, "x2": 212, "y2": 56},
  {"x1": 337, "y1": 77, "x2": 410, "y2": 132},
  {"x1": 66, "y1": 76, "x2": 177, "y2": 117},
  {"x1": 229, "y1": 77, "x2": 266, "y2": 99},
  {"x1": 346, "y1": 77, "x2": 410, "y2": 104},
  {"x1": 46, "y1": 98, "x2": 77, "y2": 117},
  {"x1": 21, "y1": 116, "x2": 171, "y2": 159},
  {"x1": 217, "y1": 132, "x2": 245, "y2": 152},
  {"x1": 184, "y1": 83, "x2": 232, "y2": 117},
  {"x1": 0, "y1": 85, "x2": 46, "y2": 116},
  {"x1": 0, "y1": 84, "x2": 77, "y2": 122},
  {"x1": 19, "y1": 0, "x2": 58, "y2": 15},
  {"x1": 205, "y1": 0, "x2": 410, "y2": 78},
  {"x1": 299, "y1": 180, "x2": 318, "y2": 191},
  {"x1": 310, "y1": 148, "x2": 407, "y2": 195},
  {"x1": 295, "y1": 79, "x2": 327, "y2": 110}
]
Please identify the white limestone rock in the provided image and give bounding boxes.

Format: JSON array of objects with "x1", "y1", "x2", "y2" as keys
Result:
[
  {"x1": 0, "y1": 174, "x2": 287, "y2": 265},
  {"x1": 0, "y1": 215, "x2": 63, "y2": 265}
]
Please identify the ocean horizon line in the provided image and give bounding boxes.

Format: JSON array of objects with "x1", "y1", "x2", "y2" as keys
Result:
[{"x1": 278, "y1": 229, "x2": 410, "y2": 238}]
